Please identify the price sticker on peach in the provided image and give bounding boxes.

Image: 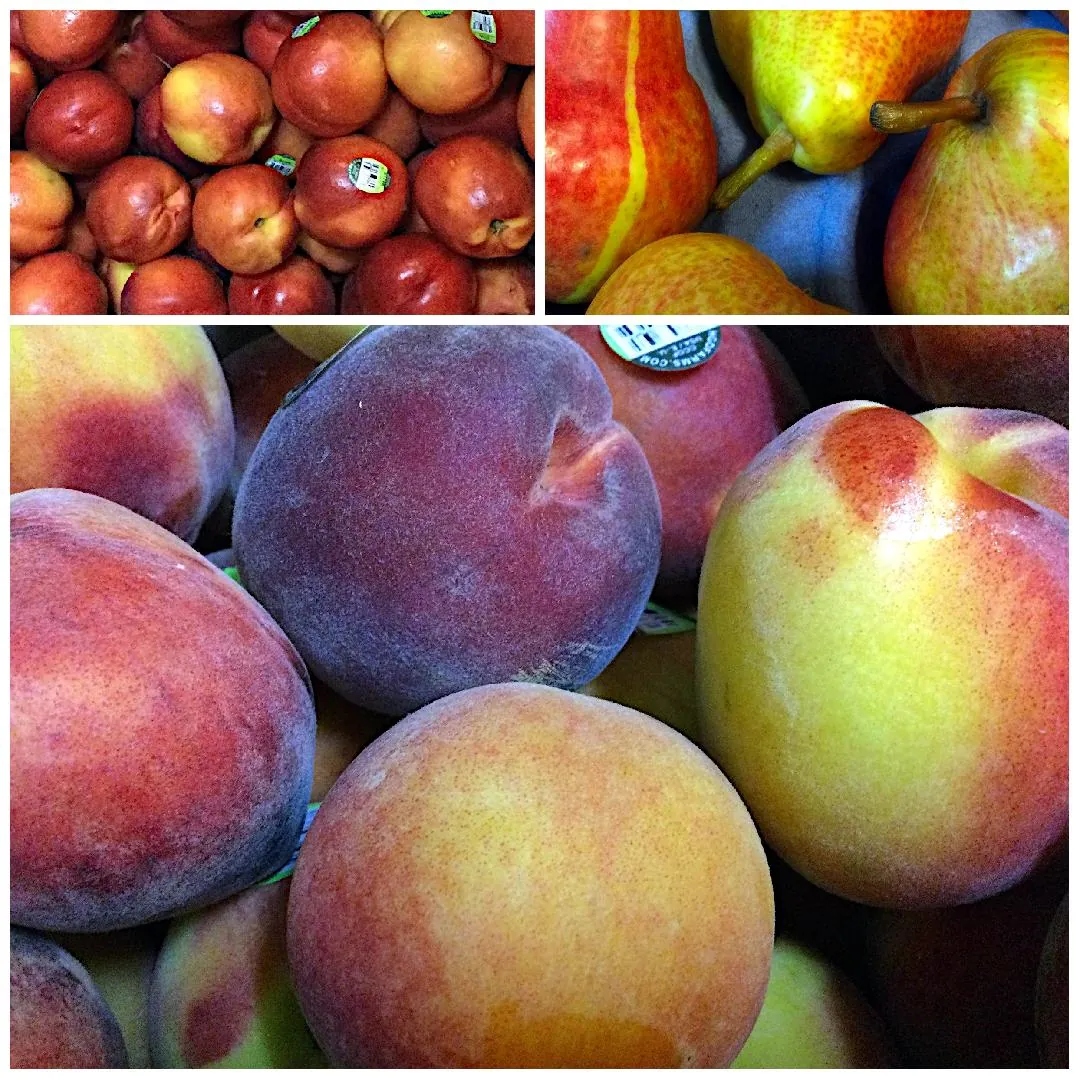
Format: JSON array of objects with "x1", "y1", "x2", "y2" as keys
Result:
[
  {"x1": 470, "y1": 11, "x2": 496, "y2": 42},
  {"x1": 601, "y1": 324, "x2": 722, "y2": 370},
  {"x1": 264, "y1": 154, "x2": 296, "y2": 178},
  {"x1": 348, "y1": 158, "x2": 391, "y2": 194}
]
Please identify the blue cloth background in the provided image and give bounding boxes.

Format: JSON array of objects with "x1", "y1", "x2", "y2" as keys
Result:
[{"x1": 684, "y1": 9, "x2": 1066, "y2": 313}]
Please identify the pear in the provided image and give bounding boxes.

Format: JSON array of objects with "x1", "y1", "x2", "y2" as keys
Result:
[
  {"x1": 710, "y1": 11, "x2": 969, "y2": 208},
  {"x1": 873, "y1": 29, "x2": 1068, "y2": 315},
  {"x1": 586, "y1": 233, "x2": 846, "y2": 315}
]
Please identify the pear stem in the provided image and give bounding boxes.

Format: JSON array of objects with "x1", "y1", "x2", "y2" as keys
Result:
[
  {"x1": 711, "y1": 127, "x2": 796, "y2": 211},
  {"x1": 869, "y1": 94, "x2": 986, "y2": 135}
]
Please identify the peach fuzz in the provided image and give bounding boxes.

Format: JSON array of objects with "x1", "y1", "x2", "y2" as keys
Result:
[
  {"x1": 564, "y1": 325, "x2": 806, "y2": 600},
  {"x1": 233, "y1": 326, "x2": 662, "y2": 716},
  {"x1": 11, "y1": 325, "x2": 233, "y2": 542},
  {"x1": 149, "y1": 879, "x2": 325, "y2": 1067},
  {"x1": 11, "y1": 929, "x2": 128, "y2": 1068},
  {"x1": 287, "y1": 683, "x2": 774, "y2": 1067},
  {"x1": 11, "y1": 489, "x2": 316, "y2": 934},
  {"x1": 697, "y1": 402, "x2": 1068, "y2": 908}
]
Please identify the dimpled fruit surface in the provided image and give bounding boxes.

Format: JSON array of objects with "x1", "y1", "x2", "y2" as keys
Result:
[{"x1": 233, "y1": 326, "x2": 662, "y2": 715}]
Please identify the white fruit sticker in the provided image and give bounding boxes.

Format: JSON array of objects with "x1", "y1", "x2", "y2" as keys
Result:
[
  {"x1": 264, "y1": 154, "x2": 297, "y2": 178},
  {"x1": 291, "y1": 15, "x2": 320, "y2": 37},
  {"x1": 600, "y1": 324, "x2": 722, "y2": 371},
  {"x1": 636, "y1": 602, "x2": 697, "y2": 636},
  {"x1": 347, "y1": 158, "x2": 392, "y2": 194},
  {"x1": 470, "y1": 10, "x2": 496, "y2": 42}
]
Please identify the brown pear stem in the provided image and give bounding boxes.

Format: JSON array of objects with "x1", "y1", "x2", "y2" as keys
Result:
[
  {"x1": 711, "y1": 127, "x2": 796, "y2": 212},
  {"x1": 869, "y1": 94, "x2": 986, "y2": 135}
]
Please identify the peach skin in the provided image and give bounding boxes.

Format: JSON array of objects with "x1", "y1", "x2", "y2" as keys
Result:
[{"x1": 697, "y1": 402, "x2": 1067, "y2": 909}]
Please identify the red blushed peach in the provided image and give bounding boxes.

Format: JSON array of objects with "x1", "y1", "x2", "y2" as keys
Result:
[
  {"x1": 362, "y1": 90, "x2": 421, "y2": 161},
  {"x1": 233, "y1": 326, "x2": 662, "y2": 715},
  {"x1": 192, "y1": 165, "x2": 298, "y2": 275},
  {"x1": 293, "y1": 135, "x2": 407, "y2": 250},
  {"x1": 518, "y1": 70, "x2": 534, "y2": 158},
  {"x1": 414, "y1": 134, "x2": 534, "y2": 258},
  {"x1": 402, "y1": 148, "x2": 432, "y2": 233},
  {"x1": 141, "y1": 10, "x2": 243, "y2": 67},
  {"x1": 287, "y1": 684, "x2": 774, "y2": 1067},
  {"x1": 297, "y1": 230, "x2": 362, "y2": 274},
  {"x1": 10, "y1": 251, "x2": 107, "y2": 314},
  {"x1": 11, "y1": 151, "x2": 75, "y2": 258},
  {"x1": 161, "y1": 53, "x2": 275, "y2": 166},
  {"x1": 11, "y1": 489, "x2": 316, "y2": 934},
  {"x1": 419, "y1": 67, "x2": 526, "y2": 149},
  {"x1": 474, "y1": 256, "x2": 535, "y2": 314},
  {"x1": 271, "y1": 12, "x2": 387, "y2": 138},
  {"x1": 11, "y1": 929, "x2": 128, "y2": 1068},
  {"x1": 86, "y1": 156, "x2": 192, "y2": 264},
  {"x1": 384, "y1": 10, "x2": 505, "y2": 115},
  {"x1": 564, "y1": 325, "x2": 807, "y2": 601},
  {"x1": 243, "y1": 10, "x2": 298, "y2": 75},
  {"x1": 483, "y1": 10, "x2": 535, "y2": 65},
  {"x1": 19, "y1": 10, "x2": 119, "y2": 71},
  {"x1": 11, "y1": 325, "x2": 234, "y2": 539},
  {"x1": 874, "y1": 325, "x2": 1069, "y2": 427},
  {"x1": 260, "y1": 116, "x2": 316, "y2": 172},
  {"x1": 697, "y1": 402, "x2": 1068, "y2": 908},
  {"x1": 25, "y1": 70, "x2": 134, "y2": 176},
  {"x1": 64, "y1": 209, "x2": 98, "y2": 263},
  {"x1": 120, "y1": 255, "x2": 228, "y2": 315},
  {"x1": 341, "y1": 234, "x2": 478, "y2": 315},
  {"x1": 135, "y1": 84, "x2": 206, "y2": 178},
  {"x1": 11, "y1": 45, "x2": 37, "y2": 133},
  {"x1": 101, "y1": 22, "x2": 168, "y2": 100},
  {"x1": 229, "y1": 254, "x2": 336, "y2": 315}
]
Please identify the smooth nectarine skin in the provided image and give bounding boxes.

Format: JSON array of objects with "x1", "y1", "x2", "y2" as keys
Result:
[
  {"x1": 228, "y1": 254, "x2": 335, "y2": 316},
  {"x1": 10, "y1": 251, "x2": 107, "y2": 314},
  {"x1": 233, "y1": 326, "x2": 662, "y2": 715},
  {"x1": 564, "y1": 325, "x2": 807, "y2": 600},
  {"x1": 11, "y1": 929, "x2": 128, "y2": 1068},
  {"x1": 19, "y1": 9, "x2": 119, "y2": 71},
  {"x1": 11, "y1": 325, "x2": 234, "y2": 541},
  {"x1": 120, "y1": 255, "x2": 228, "y2": 315},
  {"x1": 287, "y1": 683, "x2": 774, "y2": 1067},
  {"x1": 697, "y1": 402, "x2": 1068, "y2": 908},
  {"x1": 11, "y1": 45, "x2": 38, "y2": 132},
  {"x1": 141, "y1": 10, "x2": 243, "y2": 67},
  {"x1": 10, "y1": 150, "x2": 74, "y2": 258},
  {"x1": 11, "y1": 489, "x2": 316, "y2": 933}
]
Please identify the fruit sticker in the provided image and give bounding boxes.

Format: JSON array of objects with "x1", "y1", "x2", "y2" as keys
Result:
[
  {"x1": 470, "y1": 11, "x2": 497, "y2": 43},
  {"x1": 600, "y1": 325, "x2": 722, "y2": 370},
  {"x1": 636, "y1": 601, "x2": 697, "y2": 635},
  {"x1": 264, "y1": 154, "x2": 297, "y2": 178},
  {"x1": 421, "y1": 11, "x2": 454, "y2": 17},
  {"x1": 290, "y1": 15, "x2": 320, "y2": 38},
  {"x1": 261, "y1": 803, "x2": 321, "y2": 886},
  {"x1": 347, "y1": 157, "x2": 392, "y2": 194}
]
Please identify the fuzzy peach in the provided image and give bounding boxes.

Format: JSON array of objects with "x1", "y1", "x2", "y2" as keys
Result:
[
  {"x1": 697, "y1": 402, "x2": 1068, "y2": 908},
  {"x1": 287, "y1": 683, "x2": 774, "y2": 1066},
  {"x1": 11, "y1": 325, "x2": 233, "y2": 541}
]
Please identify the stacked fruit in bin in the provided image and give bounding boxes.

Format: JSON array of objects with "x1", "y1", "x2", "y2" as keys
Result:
[{"x1": 10, "y1": 10, "x2": 535, "y2": 315}]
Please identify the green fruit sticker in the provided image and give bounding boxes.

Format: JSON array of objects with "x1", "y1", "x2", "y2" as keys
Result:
[
  {"x1": 636, "y1": 602, "x2": 696, "y2": 635},
  {"x1": 291, "y1": 15, "x2": 320, "y2": 37},
  {"x1": 600, "y1": 324, "x2": 722, "y2": 371},
  {"x1": 222, "y1": 566, "x2": 242, "y2": 585},
  {"x1": 421, "y1": 10, "x2": 454, "y2": 17},
  {"x1": 264, "y1": 154, "x2": 297, "y2": 178},
  {"x1": 470, "y1": 10, "x2": 496, "y2": 42},
  {"x1": 348, "y1": 157, "x2": 391, "y2": 194},
  {"x1": 261, "y1": 803, "x2": 321, "y2": 886}
]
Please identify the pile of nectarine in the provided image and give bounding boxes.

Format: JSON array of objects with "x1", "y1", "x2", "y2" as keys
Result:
[
  {"x1": 9, "y1": 323, "x2": 1069, "y2": 1068},
  {"x1": 10, "y1": 10, "x2": 535, "y2": 314}
]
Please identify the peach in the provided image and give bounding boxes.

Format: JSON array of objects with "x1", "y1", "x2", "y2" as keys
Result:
[
  {"x1": 11, "y1": 929, "x2": 128, "y2": 1067},
  {"x1": 101, "y1": 21, "x2": 168, "y2": 100},
  {"x1": 271, "y1": 12, "x2": 387, "y2": 138},
  {"x1": 272, "y1": 325, "x2": 369, "y2": 361},
  {"x1": 296, "y1": 230, "x2": 362, "y2": 274},
  {"x1": 418, "y1": 67, "x2": 526, "y2": 149},
  {"x1": 10, "y1": 325, "x2": 234, "y2": 541},
  {"x1": 135, "y1": 83, "x2": 206, "y2": 178},
  {"x1": 362, "y1": 89, "x2": 422, "y2": 161},
  {"x1": 518, "y1": 69, "x2": 534, "y2": 158},
  {"x1": 10, "y1": 150, "x2": 74, "y2": 258},
  {"x1": 86, "y1": 155, "x2": 192, "y2": 263},
  {"x1": 149, "y1": 879, "x2": 325, "y2": 1067},
  {"x1": 98, "y1": 255, "x2": 136, "y2": 311},
  {"x1": 310, "y1": 680, "x2": 392, "y2": 800},
  {"x1": 874, "y1": 325, "x2": 1069, "y2": 427},
  {"x1": 10, "y1": 489, "x2": 316, "y2": 933},
  {"x1": 192, "y1": 164, "x2": 298, "y2": 275},
  {"x1": 243, "y1": 10, "x2": 298, "y2": 75},
  {"x1": 228, "y1": 253, "x2": 336, "y2": 316},
  {"x1": 165, "y1": 11, "x2": 249, "y2": 32},
  {"x1": 474, "y1": 255, "x2": 535, "y2": 314},
  {"x1": 565, "y1": 325, "x2": 806, "y2": 599},
  {"x1": 161, "y1": 53, "x2": 274, "y2": 166},
  {"x1": 697, "y1": 402, "x2": 1068, "y2": 908},
  {"x1": 64, "y1": 209, "x2": 98, "y2": 263},
  {"x1": 18, "y1": 9, "x2": 119, "y2": 71},
  {"x1": 232, "y1": 326, "x2": 662, "y2": 715},
  {"x1": 141, "y1": 10, "x2": 243, "y2": 67},
  {"x1": 483, "y1": 10, "x2": 535, "y2": 65},
  {"x1": 10, "y1": 45, "x2": 37, "y2": 133},
  {"x1": 260, "y1": 116, "x2": 315, "y2": 172},
  {"x1": 10, "y1": 251, "x2": 106, "y2": 314},
  {"x1": 120, "y1": 255, "x2": 228, "y2": 315},
  {"x1": 384, "y1": 10, "x2": 505, "y2": 115},
  {"x1": 287, "y1": 683, "x2": 774, "y2": 1066},
  {"x1": 293, "y1": 135, "x2": 407, "y2": 250}
]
